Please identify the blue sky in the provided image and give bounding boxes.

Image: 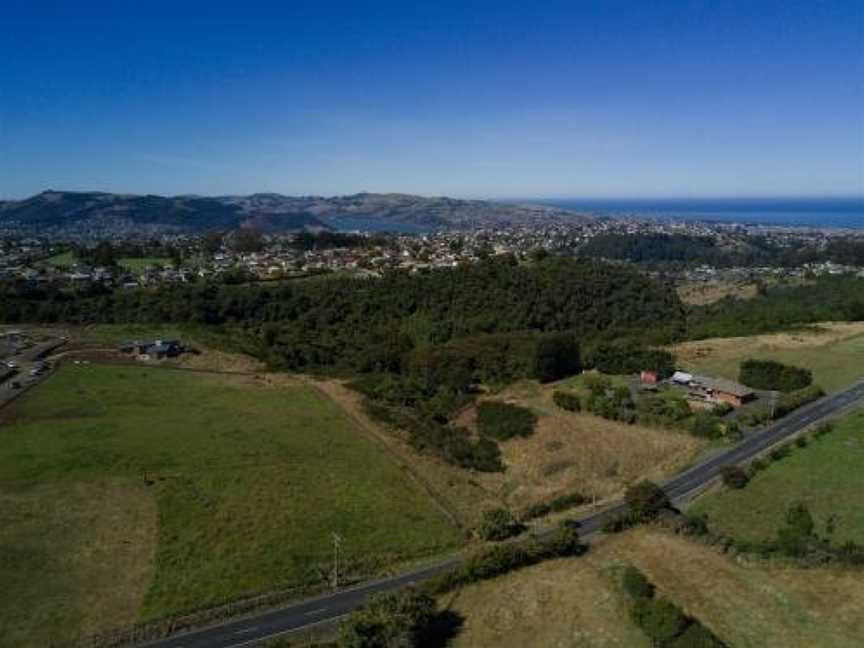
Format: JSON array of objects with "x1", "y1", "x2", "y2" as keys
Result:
[{"x1": 1, "y1": 0, "x2": 862, "y2": 199}]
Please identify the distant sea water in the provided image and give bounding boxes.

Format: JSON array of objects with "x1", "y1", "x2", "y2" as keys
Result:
[{"x1": 534, "y1": 197, "x2": 864, "y2": 230}]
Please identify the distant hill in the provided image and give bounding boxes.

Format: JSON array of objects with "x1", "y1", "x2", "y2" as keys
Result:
[{"x1": 0, "y1": 190, "x2": 589, "y2": 238}]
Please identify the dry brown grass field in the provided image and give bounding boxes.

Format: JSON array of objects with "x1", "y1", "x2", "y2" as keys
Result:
[
  {"x1": 671, "y1": 321, "x2": 864, "y2": 393},
  {"x1": 0, "y1": 480, "x2": 158, "y2": 646},
  {"x1": 447, "y1": 528, "x2": 864, "y2": 648},
  {"x1": 469, "y1": 381, "x2": 706, "y2": 511},
  {"x1": 319, "y1": 378, "x2": 706, "y2": 527},
  {"x1": 676, "y1": 280, "x2": 760, "y2": 305}
]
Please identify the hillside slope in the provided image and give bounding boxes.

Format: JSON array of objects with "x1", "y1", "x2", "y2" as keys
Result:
[{"x1": 0, "y1": 190, "x2": 589, "y2": 237}]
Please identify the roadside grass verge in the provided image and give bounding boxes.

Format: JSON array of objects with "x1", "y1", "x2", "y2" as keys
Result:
[
  {"x1": 690, "y1": 409, "x2": 864, "y2": 545},
  {"x1": 0, "y1": 365, "x2": 460, "y2": 643}
]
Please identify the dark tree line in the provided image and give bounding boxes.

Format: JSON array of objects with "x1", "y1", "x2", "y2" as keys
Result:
[
  {"x1": 686, "y1": 275, "x2": 864, "y2": 339},
  {"x1": 581, "y1": 232, "x2": 864, "y2": 269}
]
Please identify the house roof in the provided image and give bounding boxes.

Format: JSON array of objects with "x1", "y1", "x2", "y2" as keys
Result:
[{"x1": 693, "y1": 376, "x2": 754, "y2": 398}]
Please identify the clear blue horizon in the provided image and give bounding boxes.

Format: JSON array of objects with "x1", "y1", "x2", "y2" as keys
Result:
[{"x1": 2, "y1": 1, "x2": 862, "y2": 200}]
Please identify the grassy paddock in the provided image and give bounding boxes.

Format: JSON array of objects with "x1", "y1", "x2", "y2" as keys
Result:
[
  {"x1": 44, "y1": 250, "x2": 77, "y2": 267},
  {"x1": 690, "y1": 409, "x2": 864, "y2": 545},
  {"x1": 0, "y1": 365, "x2": 459, "y2": 644},
  {"x1": 453, "y1": 378, "x2": 706, "y2": 512},
  {"x1": 118, "y1": 257, "x2": 171, "y2": 272},
  {"x1": 672, "y1": 322, "x2": 864, "y2": 393},
  {"x1": 448, "y1": 529, "x2": 864, "y2": 648}
]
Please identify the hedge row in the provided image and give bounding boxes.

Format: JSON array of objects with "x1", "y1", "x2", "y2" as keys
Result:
[
  {"x1": 520, "y1": 491, "x2": 589, "y2": 522},
  {"x1": 552, "y1": 390, "x2": 581, "y2": 412},
  {"x1": 428, "y1": 526, "x2": 587, "y2": 594},
  {"x1": 773, "y1": 384, "x2": 825, "y2": 418},
  {"x1": 621, "y1": 566, "x2": 727, "y2": 647}
]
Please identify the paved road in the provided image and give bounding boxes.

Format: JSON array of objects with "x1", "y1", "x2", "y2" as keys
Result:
[{"x1": 142, "y1": 379, "x2": 864, "y2": 648}]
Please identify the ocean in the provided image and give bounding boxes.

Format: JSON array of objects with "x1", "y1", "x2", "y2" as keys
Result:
[{"x1": 534, "y1": 197, "x2": 864, "y2": 230}]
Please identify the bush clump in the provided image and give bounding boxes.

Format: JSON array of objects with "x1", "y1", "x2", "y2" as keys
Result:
[
  {"x1": 552, "y1": 390, "x2": 581, "y2": 412},
  {"x1": 622, "y1": 565, "x2": 654, "y2": 599},
  {"x1": 533, "y1": 333, "x2": 581, "y2": 383},
  {"x1": 773, "y1": 384, "x2": 825, "y2": 418},
  {"x1": 622, "y1": 566, "x2": 727, "y2": 647},
  {"x1": 476, "y1": 401, "x2": 538, "y2": 440},
  {"x1": 625, "y1": 480, "x2": 671, "y2": 521},
  {"x1": 739, "y1": 359, "x2": 813, "y2": 392},
  {"x1": 720, "y1": 465, "x2": 749, "y2": 489},
  {"x1": 476, "y1": 508, "x2": 525, "y2": 541},
  {"x1": 339, "y1": 588, "x2": 436, "y2": 648}
]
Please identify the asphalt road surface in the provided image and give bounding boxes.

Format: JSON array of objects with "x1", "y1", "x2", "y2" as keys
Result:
[{"x1": 142, "y1": 379, "x2": 864, "y2": 648}]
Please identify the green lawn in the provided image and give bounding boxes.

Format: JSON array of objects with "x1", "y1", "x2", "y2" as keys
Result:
[
  {"x1": 43, "y1": 253, "x2": 170, "y2": 273},
  {"x1": 44, "y1": 250, "x2": 77, "y2": 267},
  {"x1": 0, "y1": 365, "x2": 459, "y2": 644},
  {"x1": 691, "y1": 409, "x2": 864, "y2": 545},
  {"x1": 118, "y1": 257, "x2": 170, "y2": 272}
]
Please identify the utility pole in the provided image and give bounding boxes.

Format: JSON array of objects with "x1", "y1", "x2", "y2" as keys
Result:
[{"x1": 331, "y1": 532, "x2": 342, "y2": 590}]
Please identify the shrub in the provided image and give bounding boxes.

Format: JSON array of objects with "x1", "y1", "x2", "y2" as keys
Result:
[
  {"x1": 723, "y1": 420, "x2": 742, "y2": 440},
  {"x1": 720, "y1": 465, "x2": 749, "y2": 489},
  {"x1": 583, "y1": 373, "x2": 613, "y2": 395},
  {"x1": 534, "y1": 333, "x2": 581, "y2": 383},
  {"x1": 711, "y1": 401, "x2": 733, "y2": 417},
  {"x1": 625, "y1": 481, "x2": 670, "y2": 520},
  {"x1": 689, "y1": 412, "x2": 724, "y2": 439},
  {"x1": 340, "y1": 588, "x2": 436, "y2": 648},
  {"x1": 552, "y1": 390, "x2": 581, "y2": 412},
  {"x1": 585, "y1": 383, "x2": 636, "y2": 423},
  {"x1": 768, "y1": 444, "x2": 791, "y2": 462},
  {"x1": 748, "y1": 457, "x2": 768, "y2": 475},
  {"x1": 549, "y1": 491, "x2": 588, "y2": 512},
  {"x1": 520, "y1": 502, "x2": 552, "y2": 521},
  {"x1": 669, "y1": 622, "x2": 727, "y2": 648},
  {"x1": 632, "y1": 598, "x2": 688, "y2": 644},
  {"x1": 520, "y1": 491, "x2": 587, "y2": 521},
  {"x1": 795, "y1": 435, "x2": 808, "y2": 448},
  {"x1": 739, "y1": 359, "x2": 813, "y2": 392},
  {"x1": 477, "y1": 508, "x2": 524, "y2": 542},
  {"x1": 739, "y1": 407, "x2": 771, "y2": 427},
  {"x1": 773, "y1": 384, "x2": 825, "y2": 419},
  {"x1": 813, "y1": 422, "x2": 835, "y2": 438},
  {"x1": 776, "y1": 502, "x2": 816, "y2": 557},
  {"x1": 621, "y1": 566, "x2": 654, "y2": 599},
  {"x1": 541, "y1": 524, "x2": 587, "y2": 558},
  {"x1": 476, "y1": 401, "x2": 537, "y2": 440},
  {"x1": 602, "y1": 513, "x2": 633, "y2": 534},
  {"x1": 680, "y1": 513, "x2": 709, "y2": 536},
  {"x1": 637, "y1": 394, "x2": 691, "y2": 429}
]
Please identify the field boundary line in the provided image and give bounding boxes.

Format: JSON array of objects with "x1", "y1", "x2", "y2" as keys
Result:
[{"x1": 302, "y1": 377, "x2": 466, "y2": 531}]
